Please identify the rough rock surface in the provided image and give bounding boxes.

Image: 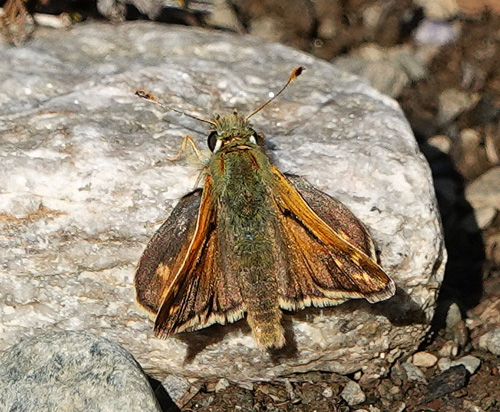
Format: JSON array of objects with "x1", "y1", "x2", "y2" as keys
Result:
[
  {"x1": 0, "y1": 22, "x2": 445, "y2": 384},
  {"x1": 0, "y1": 331, "x2": 161, "y2": 411}
]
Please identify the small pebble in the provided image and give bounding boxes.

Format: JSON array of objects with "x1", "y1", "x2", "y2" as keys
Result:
[
  {"x1": 340, "y1": 380, "x2": 366, "y2": 406},
  {"x1": 412, "y1": 351, "x2": 438, "y2": 368},
  {"x1": 479, "y1": 328, "x2": 500, "y2": 356},
  {"x1": 414, "y1": 19, "x2": 460, "y2": 46},
  {"x1": 402, "y1": 362, "x2": 427, "y2": 384},
  {"x1": 438, "y1": 357, "x2": 452, "y2": 371},
  {"x1": 389, "y1": 385, "x2": 401, "y2": 395},
  {"x1": 322, "y1": 386, "x2": 333, "y2": 398},
  {"x1": 450, "y1": 355, "x2": 481, "y2": 375},
  {"x1": 428, "y1": 135, "x2": 451, "y2": 154},
  {"x1": 393, "y1": 401, "x2": 406, "y2": 412},
  {"x1": 463, "y1": 399, "x2": 486, "y2": 412},
  {"x1": 390, "y1": 362, "x2": 408, "y2": 386},
  {"x1": 472, "y1": 207, "x2": 497, "y2": 230},
  {"x1": 438, "y1": 341, "x2": 455, "y2": 357},
  {"x1": 465, "y1": 167, "x2": 500, "y2": 210},
  {"x1": 446, "y1": 303, "x2": 462, "y2": 330},
  {"x1": 214, "y1": 378, "x2": 230, "y2": 393}
]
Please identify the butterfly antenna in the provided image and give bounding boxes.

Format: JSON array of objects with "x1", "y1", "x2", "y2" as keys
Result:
[
  {"x1": 245, "y1": 66, "x2": 305, "y2": 121},
  {"x1": 135, "y1": 90, "x2": 216, "y2": 126}
]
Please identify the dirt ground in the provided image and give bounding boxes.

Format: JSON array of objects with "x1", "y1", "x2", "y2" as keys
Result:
[{"x1": 2, "y1": 0, "x2": 499, "y2": 411}]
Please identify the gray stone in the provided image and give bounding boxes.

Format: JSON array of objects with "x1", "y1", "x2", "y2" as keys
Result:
[
  {"x1": 0, "y1": 331, "x2": 161, "y2": 412},
  {"x1": 445, "y1": 303, "x2": 469, "y2": 348},
  {"x1": 0, "y1": 23, "x2": 445, "y2": 384},
  {"x1": 390, "y1": 361, "x2": 408, "y2": 386},
  {"x1": 478, "y1": 328, "x2": 500, "y2": 356},
  {"x1": 340, "y1": 380, "x2": 366, "y2": 406}
]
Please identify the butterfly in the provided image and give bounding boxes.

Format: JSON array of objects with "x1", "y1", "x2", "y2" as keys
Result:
[{"x1": 134, "y1": 67, "x2": 395, "y2": 349}]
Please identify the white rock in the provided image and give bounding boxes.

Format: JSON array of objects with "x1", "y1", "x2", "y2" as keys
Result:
[
  {"x1": 0, "y1": 23, "x2": 445, "y2": 385},
  {"x1": 450, "y1": 356, "x2": 481, "y2": 375}
]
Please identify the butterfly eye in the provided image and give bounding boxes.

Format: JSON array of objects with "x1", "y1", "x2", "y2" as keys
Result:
[
  {"x1": 251, "y1": 130, "x2": 265, "y2": 146},
  {"x1": 207, "y1": 131, "x2": 218, "y2": 152}
]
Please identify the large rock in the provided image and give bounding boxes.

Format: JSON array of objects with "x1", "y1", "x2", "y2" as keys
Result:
[
  {"x1": 0, "y1": 331, "x2": 161, "y2": 411},
  {"x1": 0, "y1": 22, "x2": 445, "y2": 385}
]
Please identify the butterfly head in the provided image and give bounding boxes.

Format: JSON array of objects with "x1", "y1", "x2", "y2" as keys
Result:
[{"x1": 207, "y1": 110, "x2": 261, "y2": 153}]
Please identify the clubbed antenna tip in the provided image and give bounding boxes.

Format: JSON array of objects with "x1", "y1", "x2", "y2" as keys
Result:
[
  {"x1": 245, "y1": 66, "x2": 306, "y2": 121},
  {"x1": 135, "y1": 89, "x2": 215, "y2": 126}
]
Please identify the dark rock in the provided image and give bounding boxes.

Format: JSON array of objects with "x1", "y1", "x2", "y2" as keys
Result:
[{"x1": 423, "y1": 365, "x2": 470, "y2": 404}]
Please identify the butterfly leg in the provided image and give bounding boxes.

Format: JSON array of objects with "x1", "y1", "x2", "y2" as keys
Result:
[{"x1": 167, "y1": 135, "x2": 206, "y2": 163}]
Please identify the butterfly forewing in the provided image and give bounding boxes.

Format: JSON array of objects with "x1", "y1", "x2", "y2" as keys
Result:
[
  {"x1": 272, "y1": 168, "x2": 395, "y2": 308},
  {"x1": 286, "y1": 175, "x2": 377, "y2": 260},
  {"x1": 152, "y1": 176, "x2": 245, "y2": 338},
  {"x1": 135, "y1": 188, "x2": 203, "y2": 318}
]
